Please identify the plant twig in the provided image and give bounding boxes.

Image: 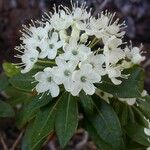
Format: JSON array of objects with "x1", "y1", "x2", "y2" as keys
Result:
[
  {"x1": 0, "y1": 133, "x2": 8, "y2": 150},
  {"x1": 10, "y1": 130, "x2": 24, "y2": 150},
  {"x1": 75, "y1": 131, "x2": 89, "y2": 150}
]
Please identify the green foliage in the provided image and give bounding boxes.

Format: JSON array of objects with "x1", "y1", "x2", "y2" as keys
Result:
[
  {"x1": 16, "y1": 94, "x2": 52, "y2": 128},
  {"x1": 9, "y1": 71, "x2": 37, "y2": 92},
  {"x1": 0, "y1": 73, "x2": 9, "y2": 91},
  {"x1": 0, "y1": 100, "x2": 15, "y2": 117},
  {"x1": 0, "y1": 63, "x2": 150, "y2": 149},
  {"x1": 125, "y1": 123, "x2": 150, "y2": 146},
  {"x1": 95, "y1": 67, "x2": 144, "y2": 98},
  {"x1": 22, "y1": 101, "x2": 59, "y2": 150},
  {"x1": 137, "y1": 96, "x2": 150, "y2": 120},
  {"x1": 3, "y1": 62, "x2": 20, "y2": 77},
  {"x1": 55, "y1": 92, "x2": 78, "y2": 148},
  {"x1": 80, "y1": 93, "x2": 124, "y2": 150}
]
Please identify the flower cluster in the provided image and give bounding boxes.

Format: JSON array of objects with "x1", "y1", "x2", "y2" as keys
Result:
[{"x1": 15, "y1": 1, "x2": 145, "y2": 97}]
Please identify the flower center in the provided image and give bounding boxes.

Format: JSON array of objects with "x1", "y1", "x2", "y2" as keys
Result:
[
  {"x1": 36, "y1": 46, "x2": 41, "y2": 52},
  {"x1": 30, "y1": 57, "x2": 36, "y2": 62},
  {"x1": 47, "y1": 77, "x2": 52, "y2": 82},
  {"x1": 64, "y1": 70, "x2": 71, "y2": 77},
  {"x1": 72, "y1": 50, "x2": 78, "y2": 56},
  {"x1": 49, "y1": 44, "x2": 54, "y2": 49},
  {"x1": 38, "y1": 36, "x2": 42, "y2": 41},
  {"x1": 90, "y1": 62, "x2": 95, "y2": 68},
  {"x1": 80, "y1": 76, "x2": 86, "y2": 82}
]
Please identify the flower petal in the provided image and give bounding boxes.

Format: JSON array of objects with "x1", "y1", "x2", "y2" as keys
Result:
[{"x1": 49, "y1": 82, "x2": 60, "y2": 97}]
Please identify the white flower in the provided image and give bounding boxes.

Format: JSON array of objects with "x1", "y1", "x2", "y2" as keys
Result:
[
  {"x1": 53, "y1": 57, "x2": 78, "y2": 92},
  {"x1": 119, "y1": 98, "x2": 136, "y2": 105},
  {"x1": 21, "y1": 22, "x2": 51, "y2": 45},
  {"x1": 125, "y1": 46, "x2": 145, "y2": 64},
  {"x1": 77, "y1": 17, "x2": 105, "y2": 37},
  {"x1": 34, "y1": 67, "x2": 59, "y2": 97},
  {"x1": 21, "y1": 50, "x2": 39, "y2": 73},
  {"x1": 103, "y1": 36, "x2": 122, "y2": 51},
  {"x1": 72, "y1": 4, "x2": 91, "y2": 21},
  {"x1": 80, "y1": 53, "x2": 106, "y2": 76},
  {"x1": 39, "y1": 32, "x2": 63, "y2": 59},
  {"x1": 141, "y1": 90, "x2": 148, "y2": 97},
  {"x1": 50, "y1": 10, "x2": 73, "y2": 31},
  {"x1": 144, "y1": 128, "x2": 150, "y2": 136},
  {"x1": 59, "y1": 37, "x2": 91, "y2": 62},
  {"x1": 104, "y1": 36, "x2": 125, "y2": 65},
  {"x1": 106, "y1": 66, "x2": 122, "y2": 85},
  {"x1": 71, "y1": 64, "x2": 101, "y2": 96},
  {"x1": 147, "y1": 147, "x2": 150, "y2": 150}
]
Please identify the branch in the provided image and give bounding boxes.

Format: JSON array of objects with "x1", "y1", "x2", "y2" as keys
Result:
[
  {"x1": 0, "y1": 133, "x2": 8, "y2": 150},
  {"x1": 10, "y1": 130, "x2": 24, "y2": 150}
]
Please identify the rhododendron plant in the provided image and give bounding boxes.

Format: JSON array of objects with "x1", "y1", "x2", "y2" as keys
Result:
[{"x1": 0, "y1": 1, "x2": 150, "y2": 150}]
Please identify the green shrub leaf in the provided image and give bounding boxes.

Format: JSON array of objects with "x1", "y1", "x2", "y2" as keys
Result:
[
  {"x1": 3, "y1": 62, "x2": 20, "y2": 77},
  {"x1": 0, "y1": 100, "x2": 15, "y2": 117},
  {"x1": 24, "y1": 100, "x2": 60, "y2": 150},
  {"x1": 9, "y1": 71, "x2": 36, "y2": 92},
  {"x1": 124, "y1": 123, "x2": 150, "y2": 146},
  {"x1": 16, "y1": 94, "x2": 52, "y2": 128},
  {"x1": 80, "y1": 93, "x2": 124, "y2": 150},
  {"x1": 85, "y1": 119, "x2": 112, "y2": 150},
  {"x1": 95, "y1": 67, "x2": 144, "y2": 98},
  {"x1": 55, "y1": 92, "x2": 78, "y2": 148},
  {"x1": 137, "y1": 96, "x2": 150, "y2": 120},
  {"x1": 0, "y1": 73, "x2": 9, "y2": 91}
]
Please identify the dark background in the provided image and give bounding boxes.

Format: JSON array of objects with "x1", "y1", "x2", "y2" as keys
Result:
[{"x1": 0, "y1": 0, "x2": 150, "y2": 149}]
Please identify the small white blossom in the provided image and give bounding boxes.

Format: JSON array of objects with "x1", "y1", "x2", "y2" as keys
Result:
[
  {"x1": 21, "y1": 50, "x2": 39, "y2": 73},
  {"x1": 106, "y1": 66, "x2": 122, "y2": 85},
  {"x1": 141, "y1": 90, "x2": 148, "y2": 97},
  {"x1": 103, "y1": 36, "x2": 122, "y2": 51},
  {"x1": 34, "y1": 67, "x2": 59, "y2": 97},
  {"x1": 53, "y1": 57, "x2": 78, "y2": 92},
  {"x1": 71, "y1": 3, "x2": 91, "y2": 21},
  {"x1": 80, "y1": 53, "x2": 106, "y2": 76},
  {"x1": 60, "y1": 37, "x2": 91, "y2": 62},
  {"x1": 125, "y1": 46, "x2": 145, "y2": 64},
  {"x1": 71, "y1": 64, "x2": 101, "y2": 96},
  {"x1": 144, "y1": 128, "x2": 150, "y2": 136},
  {"x1": 21, "y1": 22, "x2": 51, "y2": 46},
  {"x1": 50, "y1": 10, "x2": 73, "y2": 31},
  {"x1": 39, "y1": 32, "x2": 63, "y2": 59}
]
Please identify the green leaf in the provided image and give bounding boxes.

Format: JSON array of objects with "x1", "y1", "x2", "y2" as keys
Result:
[
  {"x1": 0, "y1": 100, "x2": 15, "y2": 117},
  {"x1": 119, "y1": 103, "x2": 129, "y2": 126},
  {"x1": 85, "y1": 119, "x2": 112, "y2": 150},
  {"x1": 132, "y1": 106, "x2": 149, "y2": 127},
  {"x1": 16, "y1": 94, "x2": 52, "y2": 128},
  {"x1": 9, "y1": 71, "x2": 36, "y2": 92},
  {"x1": 79, "y1": 90, "x2": 94, "y2": 113},
  {"x1": 124, "y1": 123, "x2": 150, "y2": 146},
  {"x1": 0, "y1": 73, "x2": 9, "y2": 91},
  {"x1": 126, "y1": 140, "x2": 147, "y2": 150},
  {"x1": 137, "y1": 96, "x2": 150, "y2": 120},
  {"x1": 5, "y1": 86, "x2": 30, "y2": 106},
  {"x1": 80, "y1": 93, "x2": 124, "y2": 150},
  {"x1": 3, "y1": 62, "x2": 20, "y2": 77},
  {"x1": 23, "y1": 100, "x2": 60, "y2": 150},
  {"x1": 55, "y1": 92, "x2": 78, "y2": 148},
  {"x1": 95, "y1": 67, "x2": 144, "y2": 98}
]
